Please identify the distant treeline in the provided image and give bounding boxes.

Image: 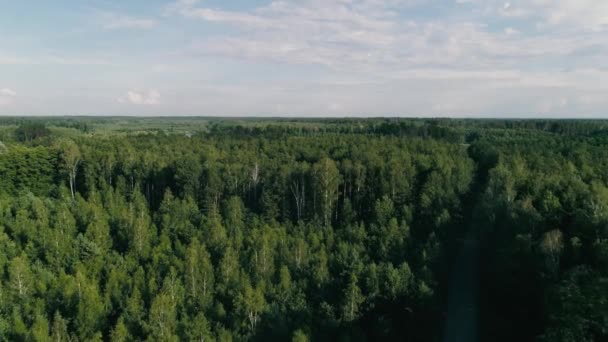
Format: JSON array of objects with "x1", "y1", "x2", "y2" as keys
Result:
[
  {"x1": 208, "y1": 118, "x2": 608, "y2": 142},
  {"x1": 0, "y1": 118, "x2": 90, "y2": 133}
]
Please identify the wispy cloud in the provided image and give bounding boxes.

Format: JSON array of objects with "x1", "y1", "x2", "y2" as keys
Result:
[
  {"x1": 174, "y1": 0, "x2": 608, "y2": 74},
  {"x1": 159, "y1": 0, "x2": 608, "y2": 117},
  {"x1": 0, "y1": 54, "x2": 113, "y2": 66},
  {"x1": 101, "y1": 12, "x2": 158, "y2": 30},
  {"x1": 119, "y1": 90, "x2": 161, "y2": 105},
  {"x1": 492, "y1": 0, "x2": 608, "y2": 30},
  {"x1": 104, "y1": 18, "x2": 157, "y2": 30},
  {"x1": 0, "y1": 88, "x2": 16, "y2": 106},
  {"x1": 175, "y1": 0, "x2": 413, "y2": 70},
  {"x1": 0, "y1": 88, "x2": 16, "y2": 97}
]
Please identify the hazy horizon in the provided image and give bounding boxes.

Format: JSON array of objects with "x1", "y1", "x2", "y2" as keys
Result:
[
  {"x1": 1, "y1": 0, "x2": 607, "y2": 117},
  {"x1": 2, "y1": 115, "x2": 608, "y2": 120}
]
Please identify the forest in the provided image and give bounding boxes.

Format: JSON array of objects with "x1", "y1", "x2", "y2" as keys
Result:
[{"x1": 0, "y1": 117, "x2": 606, "y2": 341}]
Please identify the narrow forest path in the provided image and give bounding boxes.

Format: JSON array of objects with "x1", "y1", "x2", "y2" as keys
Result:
[
  {"x1": 443, "y1": 231, "x2": 479, "y2": 342},
  {"x1": 443, "y1": 147, "x2": 492, "y2": 342}
]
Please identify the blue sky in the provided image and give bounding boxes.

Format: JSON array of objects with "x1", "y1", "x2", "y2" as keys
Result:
[{"x1": 0, "y1": 0, "x2": 607, "y2": 117}]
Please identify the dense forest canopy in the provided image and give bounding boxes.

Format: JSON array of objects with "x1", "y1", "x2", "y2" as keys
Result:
[{"x1": 0, "y1": 117, "x2": 606, "y2": 341}]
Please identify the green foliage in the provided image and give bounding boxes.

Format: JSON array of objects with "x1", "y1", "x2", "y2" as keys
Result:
[
  {"x1": 0, "y1": 145, "x2": 57, "y2": 195},
  {"x1": 14, "y1": 123, "x2": 51, "y2": 142},
  {"x1": 0, "y1": 118, "x2": 604, "y2": 341}
]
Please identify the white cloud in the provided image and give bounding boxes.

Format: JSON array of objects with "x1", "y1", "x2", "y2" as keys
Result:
[
  {"x1": 0, "y1": 88, "x2": 17, "y2": 97},
  {"x1": 492, "y1": 0, "x2": 608, "y2": 30},
  {"x1": 544, "y1": 1, "x2": 608, "y2": 30},
  {"x1": 0, "y1": 88, "x2": 16, "y2": 106},
  {"x1": 328, "y1": 103, "x2": 344, "y2": 112},
  {"x1": 119, "y1": 90, "x2": 161, "y2": 105}
]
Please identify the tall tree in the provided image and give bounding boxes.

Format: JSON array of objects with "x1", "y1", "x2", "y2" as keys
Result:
[
  {"x1": 58, "y1": 139, "x2": 82, "y2": 200},
  {"x1": 312, "y1": 157, "x2": 341, "y2": 226},
  {"x1": 185, "y1": 238, "x2": 214, "y2": 309}
]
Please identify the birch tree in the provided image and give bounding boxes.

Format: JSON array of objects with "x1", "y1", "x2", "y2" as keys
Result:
[{"x1": 58, "y1": 139, "x2": 82, "y2": 200}]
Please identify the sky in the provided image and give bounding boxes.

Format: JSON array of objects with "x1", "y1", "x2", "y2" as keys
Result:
[{"x1": 0, "y1": 0, "x2": 607, "y2": 117}]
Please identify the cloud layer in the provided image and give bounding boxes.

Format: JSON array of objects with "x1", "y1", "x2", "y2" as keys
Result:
[
  {"x1": 175, "y1": 0, "x2": 608, "y2": 71},
  {"x1": 161, "y1": 0, "x2": 608, "y2": 116},
  {"x1": 0, "y1": 0, "x2": 606, "y2": 116}
]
